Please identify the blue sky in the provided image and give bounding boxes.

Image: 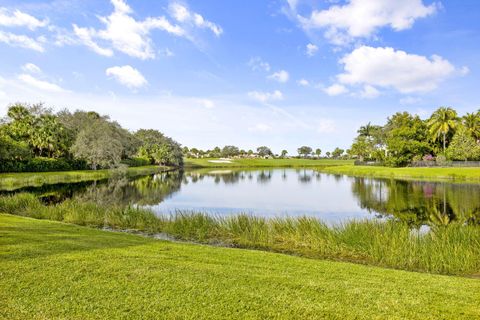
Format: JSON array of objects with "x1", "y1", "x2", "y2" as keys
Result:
[{"x1": 0, "y1": 0, "x2": 479, "y2": 154}]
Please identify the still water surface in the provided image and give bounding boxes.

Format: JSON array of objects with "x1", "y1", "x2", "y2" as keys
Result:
[{"x1": 3, "y1": 168, "x2": 480, "y2": 225}]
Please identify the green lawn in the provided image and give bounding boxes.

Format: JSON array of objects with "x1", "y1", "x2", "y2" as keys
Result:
[
  {"x1": 184, "y1": 158, "x2": 353, "y2": 168},
  {"x1": 0, "y1": 166, "x2": 166, "y2": 190},
  {"x1": 320, "y1": 165, "x2": 480, "y2": 182},
  {"x1": 1, "y1": 214, "x2": 479, "y2": 319}
]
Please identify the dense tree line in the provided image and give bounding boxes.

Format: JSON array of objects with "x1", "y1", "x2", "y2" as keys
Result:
[
  {"x1": 349, "y1": 107, "x2": 480, "y2": 166},
  {"x1": 184, "y1": 145, "x2": 346, "y2": 159},
  {"x1": 0, "y1": 103, "x2": 183, "y2": 172}
]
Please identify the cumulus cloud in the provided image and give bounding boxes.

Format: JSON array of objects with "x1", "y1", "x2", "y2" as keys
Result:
[
  {"x1": 306, "y1": 43, "x2": 318, "y2": 56},
  {"x1": 21, "y1": 63, "x2": 42, "y2": 74},
  {"x1": 18, "y1": 74, "x2": 66, "y2": 93},
  {"x1": 73, "y1": 0, "x2": 185, "y2": 59},
  {"x1": 248, "y1": 57, "x2": 270, "y2": 72},
  {"x1": 267, "y1": 70, "x2": 289, "y2": 83},
  {"x1": 0, "y1": 7, "x2": 48, "y2": 30},
  {"x1": 248, "y1": 90, "x2": 284, "y2": 103},
  {"x1": 169, "y1": 2, "x2": 222, "y2": 36},
  {"x1": 0, "y1": 30, "x2": 45, "y2": 52},
  {"x1": 106, "y1": 65, "x2": 148, "y2": 89},
  {"x1": 293, "y1": 0, "x2": 437, "y2": 45},
  {"x1": 359, "y1": 85, "x2": 380, "y2": 99},
  {"x1": 337, "y1": 46, "x2": 457, "y2": 93},
  {"x1": 323, "y1": 84, "x2": 348, "y2": 96}
]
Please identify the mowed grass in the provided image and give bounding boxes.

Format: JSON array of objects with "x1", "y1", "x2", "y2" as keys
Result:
[
  {"x1": 184, "y1": 158, "x2": 353, "y2": 168},
  {"x1": 320, "y1": 165, "x2": 480, "y2": 182},
  {"x1": 0, "y1": 165, "x2": 165, "y2": 190},
  {"x1": 1, "y1": 214, "x2": 479, "y2": 320}
]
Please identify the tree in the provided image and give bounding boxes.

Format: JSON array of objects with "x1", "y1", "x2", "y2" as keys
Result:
[
  {"x1": 331, "y1": 147, "x2": 344, "y2": 159},
  {"x1": 428, "y1": 107, "x2": 458, "y2": 153},
  {"x1": 462, "y1": 112, "x2": 480, "y2": 140},
  {"x1": 256, "y1": 146, "x2": 273, "y2": 157},
  {"x1": 71, "y1": 122, "x2": 124, "y2": 170},
  {"x1": 297, "y1": 146, "x2": 312, "y2": 158},
  {"x1": 281, "y1": 150, "x2": 288, "y2": 158},
  {"x1": 446, "y1": 126, "x2": 480, "y2": 161},
  {"x1": 326, "y1": 151, "x2": 331, "y2": 158},
  {"x1": 358, "y1": 122, "x2": 374, "y2": 138},
  {"x1": 315, "y1": 148, "x2": 321, "y2": 158},
  {"x1": 221, "y1": 145, "x2": 240, "y2": 158},
  {"x1": 385, "y1": 112, "x2": 431, "y2": 166},
  {"x1": 134, "y1": 129, "x2": 183, "y2": 166}
]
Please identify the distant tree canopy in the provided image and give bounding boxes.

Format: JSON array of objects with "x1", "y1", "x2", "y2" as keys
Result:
[
  {"x1": 256, "y1": 146, "x2": 273, "y2": 157},
  {"x1": 0, "y1": 103, "x2": 184, "y2": 171},
  {"x1": 297, "y1": 146, "x2": 312, "y2": 158},
  {"x1": 348, "y1": 107, "x2": 480, "y2": 166}
]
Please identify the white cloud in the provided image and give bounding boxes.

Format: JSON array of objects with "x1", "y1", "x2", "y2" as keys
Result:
[
  {"x1": 0, "y1": 30, "x2": 45, "y2": 52},
  {"x1": 317, "y1": 119, "x2": 335, "y2": 133},
  {"x1": 169, "y1": 2, "x2": 223, "y2": 36},
  {"x1": 248, "y1": 123, "x2": 272, "y2": 132},
  {"x1": 267, "y1": 70, "x2": 289, "y2": 83},
  {"x1": 73, "y1": 0, "x2": 185, "y2": 59},
  {"x1": 297, "y1": 79, "x2": 310, "y2": 86},
  {"x1": 306, "y1": 43, "x2": 318, "y2": 56},
  {"x1": 18, "y1": 74, "x2": 66, "y2": 93},
  {"x1": 323, "y1": 84, "x2": 348, "y2": 96},
  {"x1": 248, "y1": 90, "x2": 284, "y2": 103},
  {"x1": 0, "y1": 7, "x2": 48, "y2": 30},
  {"x1": 359, "y1": 85, "x2": 380, "y2": 99},
  {"x1": 338, "y1": 46, "x2": 457, "y2": 93},
  {"x1": 106, "y1": 65, "x2": 148, "y2": 89},
  {"x1": 248, "y1": 57, "x2": 271, "y2": 72},
  {"x1": 400, "y1": 96, "x2": 422, "y2": 105},
  {"x1": 21, "y1": 63, "x2": 42, "y2": 74},
  {"x1": 199, "y1": 99, "x2": 215, "y2": 109},
  {"x1": 296, "y1": 0, "x2": 437, "y2": 45}
]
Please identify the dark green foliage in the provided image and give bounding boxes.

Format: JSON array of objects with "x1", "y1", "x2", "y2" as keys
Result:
[
  {"x1": 0, "y1": 103, "x2": 183, "y2": 172},
  {"x1": 385, "y1": 112, "x2": 432, "y2": 166},
  {"x1": 0, "y1": 157, "x2": 88, "y2": 173},
  {"x1": 121, "y1": 157, "x2": 150, "y2": 167},
  {"x1": 256, "y1": 146, "x2": 273, "y2": 157},
  {"x1": 221, "y1": 145, "x2": 240, "y2": 157},
  {"x1": 135, "y1": 129, "x2": 183, "y2": 167}
]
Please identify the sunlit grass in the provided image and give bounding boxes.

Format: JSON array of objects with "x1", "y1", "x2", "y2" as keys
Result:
[
  {"x1": 319, "y1": 165, "x2": 480, "y2": 182},
  {"x1": 2, "y1": 214, "x2": 479, "y2": 319},
  {"x1": 0, "y1": 166, "x2": 165, "y2": 190},
  {"x1": 1, "y1": 193, "x2": 479, "y2": 275}
]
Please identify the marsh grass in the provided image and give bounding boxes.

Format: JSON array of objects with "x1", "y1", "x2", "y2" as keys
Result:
[{"x1": 1, "y1": 193, "x2": 479, "y2": 275}]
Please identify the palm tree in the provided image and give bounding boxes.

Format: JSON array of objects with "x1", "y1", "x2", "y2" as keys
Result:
[
  {"x1": 462, "y1": 112, "x2": 480, "y2": 140},
  {"x1": 427, "y1": 107, "x2": 458, "y2": 153},
  {"x1": 358, "y1": 122, "x2": 373, "y2": 138}
]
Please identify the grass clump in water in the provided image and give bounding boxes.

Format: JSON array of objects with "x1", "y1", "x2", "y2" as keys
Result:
[{"x1": 1, "y1": 193, "x2": 479, "y2": 275}]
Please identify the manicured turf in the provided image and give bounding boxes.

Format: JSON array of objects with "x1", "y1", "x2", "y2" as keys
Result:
[
  {"x1": 320, "y1": 165, "x2": 480, "y2": 182},
  {"x1": 184, "y1": 158, "x2": 353, "y2": 168},
  {"x1": 1, "y1": 214, "x2": 479, "y2": 319},
  {"x1": 0, "y1": 166, "x2": 166, "y2": 190}
]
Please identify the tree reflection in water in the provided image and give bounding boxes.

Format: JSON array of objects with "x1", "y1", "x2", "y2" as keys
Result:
[{"x1": 350, "y1": 177, "x2": 480, "y2": 226}]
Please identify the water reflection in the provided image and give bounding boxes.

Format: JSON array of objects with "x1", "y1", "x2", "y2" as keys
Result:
[{"x1": 3, "y1": 168, "x2": 480, "y2": 225}]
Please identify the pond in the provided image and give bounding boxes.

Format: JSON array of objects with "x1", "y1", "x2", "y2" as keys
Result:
[{"x1": 2, "y1": 168, "x2": 480, "y2": 225}]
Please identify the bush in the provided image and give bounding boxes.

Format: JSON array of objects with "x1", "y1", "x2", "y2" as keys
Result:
[
  {"x1": 0, "y1": 157, "x2": 88, "y2": 173},
  {"x1": 120, "y1": 157, "x2": 151, "y2": 167}
]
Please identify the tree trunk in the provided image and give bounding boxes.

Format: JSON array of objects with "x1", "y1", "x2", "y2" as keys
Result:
[{"x1": 443, "y1": 132, "x2": 446, "y2": 153}]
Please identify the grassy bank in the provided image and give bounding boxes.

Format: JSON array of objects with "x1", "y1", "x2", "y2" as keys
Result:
[
  {"x1": 1, "y1": 214, "x2": 479, "y2": 319},
  {"x1": 0, "y1": 165, "x2": 167, "y2": 191},
  {"x1": 320, "y1": 165, "x2": 480, "y2": 182},
  {"x1": 1, "y1": 193, "x2": 479, "y2": 276},
  {"x1": 184, "y1": 158, "x2": 353, "y2": 168}
]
